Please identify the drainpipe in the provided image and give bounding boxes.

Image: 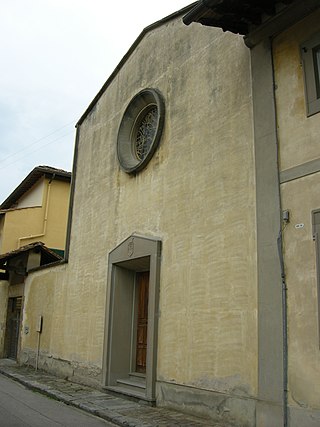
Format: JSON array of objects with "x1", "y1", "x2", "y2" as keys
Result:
[
  {"x1": 270, "y1": 41, "x2": 289, "y2": 427},
  {"x1": 18, "y1": 175, "x2": 55, "y2": 248},
  {"x1": 277, "y1": 230, "x2": 288, "y2": 427}
]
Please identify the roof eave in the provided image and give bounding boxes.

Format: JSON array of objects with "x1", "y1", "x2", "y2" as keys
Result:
[
  {"x1": 0, "y1": 241, "x2": 62, "y2": 269},
  {"x1": 183, "y1": 0, "x2": 303, "y2": 40}
]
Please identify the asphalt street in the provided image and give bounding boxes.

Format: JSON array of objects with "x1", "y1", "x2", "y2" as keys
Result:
[{"x1": 0, "y1": 374, "x2": 117, "y2": 427}]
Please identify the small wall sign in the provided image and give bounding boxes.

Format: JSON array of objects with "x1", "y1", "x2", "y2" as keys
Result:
[{"x1": 295, "y1": 223, "x2": 304, "y2": 229}]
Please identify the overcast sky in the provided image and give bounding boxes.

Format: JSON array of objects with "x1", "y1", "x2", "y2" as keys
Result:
[{"x1": 0, "y1": 0, "x2": 192, "y2": 203}]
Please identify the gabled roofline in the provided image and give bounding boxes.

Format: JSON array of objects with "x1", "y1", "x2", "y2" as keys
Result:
[
  {"x1": 0, "y1": 165, "x2": 71, "y2": 210},
  {"x1": 76, "y1": 3, "x2": 197, "y2": 127}
]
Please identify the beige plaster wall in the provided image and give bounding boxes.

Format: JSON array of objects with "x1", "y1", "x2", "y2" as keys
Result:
[
  {"x1": 23, "y1": 16, "x2": 257, "y2": 396},
  {"x1": 281, "y1": 174, "x2": 320, "y2": 410},
  {"x1": 21, "y1": 263, "x2": 105, "y2": 386},
  {"x1": 274, "y1": 12, "x2": 320, "y2": 413},
  {"x1": 0, "y1": 178, "x2": 70, "y2": 253},
  {"x1": 273, "y1": 10, "x2": 320, "y2": 172}
]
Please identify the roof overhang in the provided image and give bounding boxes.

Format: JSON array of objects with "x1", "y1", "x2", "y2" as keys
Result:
[
  {"x1": 183, "y1": 0, "x2": 319, "y2": 47},
  {"x1": 0, "y1": 242, "x2": 63, "y2": 271}
]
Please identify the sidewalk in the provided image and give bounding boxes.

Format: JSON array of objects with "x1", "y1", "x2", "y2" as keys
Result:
[{"x1": 0, "y1": 359, "x2": 229, "y2": 427}]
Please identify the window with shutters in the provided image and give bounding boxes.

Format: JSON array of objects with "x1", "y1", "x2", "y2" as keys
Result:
[{"x1": 301, "y1": 32, "x2": 320, "y2": 116}]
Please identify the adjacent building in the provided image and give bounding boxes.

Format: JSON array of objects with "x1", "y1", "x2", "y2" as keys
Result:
[
  {"x1": 184, "y1": 1, "x2": 320, "y2": 425},
  {"x1": 0, "y1": 166, "x2": 71, "y2": 360},
  {"x1": 0, "y1": 242, "x2": 62, "y2": 359},
  {"x1": 0, "y1": 165, "x2": 71, "y2": 256}
]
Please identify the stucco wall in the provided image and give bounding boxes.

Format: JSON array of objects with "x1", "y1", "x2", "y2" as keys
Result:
[
  {"x1": 75, "y1": 17, "x2": 257, "y2": 393},
  {"x1": 280, "y1": 175, "x2": 320, "y2": 412},
  {"x1": 21, "y1": 263, "x2": 106, "y2": 386},
  {"x1": 43, "y1": 179, "x2": 70, "y2": 249},
  {"x1": 273, "y1": 11, "x2": 320, "y2": 421},
  {"x1": 274, "y1": 10, "x2": 320, "y2": 172},
  {"x1": 22, "y1": 14, "x2": 257, "y2": 407},
  {"x1": 1, "y1": 207, "x2": 44, "y2": 252}
]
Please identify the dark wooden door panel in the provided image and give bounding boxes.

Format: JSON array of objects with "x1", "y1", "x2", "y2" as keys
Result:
[
  {"x1": 5, "y1": 297, "x2": 22, "y2": 359},
  {"x1": 136, "y1": 272, "x2": 149, "y2": 373}
]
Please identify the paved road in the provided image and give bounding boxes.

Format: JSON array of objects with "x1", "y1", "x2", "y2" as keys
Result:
[{"x1": 0, "y1": 374, "x2": 116, "y2": 427}]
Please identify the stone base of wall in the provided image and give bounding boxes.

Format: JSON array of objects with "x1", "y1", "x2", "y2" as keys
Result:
[
  {"x1": 256, "y1": 400, "x2": 283, "y2": 427},
  {"x1": 19, "y1": 349, "x2": 102, "y2": 389},
  {"x1": 289, "y1": 405, "x2": 320, "y2": 427},
  {"x1": 156, "y1": 381, "x2": 256, "y2": 427}
]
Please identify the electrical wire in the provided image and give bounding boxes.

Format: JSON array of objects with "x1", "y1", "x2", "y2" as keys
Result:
[
  {"x1": 0, "y1": 128, "x2": 75, "y2": 170},
  {"x1": 0, "y1": 120, "x2": 75, "y2": 165}
]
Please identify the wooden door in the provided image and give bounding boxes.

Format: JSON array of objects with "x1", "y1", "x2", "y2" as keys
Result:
[
  {"x1": 135, "y1": 272, "x2": 149, "y2": 373},
  {"x1": 5, "y1": 297, "x2": 22, "y2": 359}
]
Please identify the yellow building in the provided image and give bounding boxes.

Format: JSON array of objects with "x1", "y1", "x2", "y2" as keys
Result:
[
  {"x1": 0, "y1": 165, "x2": 71, "y2": 255},
  {"x1": 0, "y1": 166, "x2": 70, "y2": 360},
  {"x1": 11, "y1": 2, "x2": 320, "y2": 426}
]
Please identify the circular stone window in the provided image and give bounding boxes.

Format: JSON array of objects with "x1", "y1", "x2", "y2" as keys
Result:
[{"x1": 117, "y1": 89, "x2": 165, "y2": 173}]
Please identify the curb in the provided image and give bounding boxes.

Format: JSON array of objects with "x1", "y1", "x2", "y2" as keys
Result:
[
  {"x1": 0, "y1": 365, "x2": 218, "y2": 427},
  {"x1": 0, "y1": 368, "x2": 137, "y2": 427}
]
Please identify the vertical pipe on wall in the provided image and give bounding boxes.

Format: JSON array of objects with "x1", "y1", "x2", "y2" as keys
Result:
[
  {"x1": 35, "y1": 331, "x2": 40, "y2": 371},
  {"x1": 35, "y1": 315, "x2": 43, "y2": 371},
  {"x1": 271, "y1": 40, "x2": 289, "y2": 427}
]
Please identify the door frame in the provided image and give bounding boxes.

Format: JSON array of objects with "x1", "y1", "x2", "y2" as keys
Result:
[{"x1": 102, "y1": 234, "x2": 161, "y2": 401}]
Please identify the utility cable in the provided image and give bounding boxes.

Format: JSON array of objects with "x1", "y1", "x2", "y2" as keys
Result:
[
  {"x1": 0, "y1": 129, "x2": 74, "y2": 170},
  {"x1": 0, "y1": 120, "x2": 75, "y2": 165}
]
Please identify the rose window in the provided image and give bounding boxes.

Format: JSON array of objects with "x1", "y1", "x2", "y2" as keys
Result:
[
  {"x1": 134, "y1": 107, "x2": 158, "y2": 161},
  {"x1": 117, "y1": 89, "x2": 165, "y2": 174}
]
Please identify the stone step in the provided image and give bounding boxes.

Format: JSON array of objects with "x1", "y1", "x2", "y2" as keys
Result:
[
  {"x1": 117, "y1": 377, "x2": 146, "y2": 390},
  {"x1": 128, "y1": 372, "x2": 146, "y2": 384},
  {"x1": 106, "y1": 384, "x2": 148, "y2": 401}
]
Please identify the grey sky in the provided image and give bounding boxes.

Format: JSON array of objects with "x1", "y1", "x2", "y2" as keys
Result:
[{"x1": 0, "y1": 0, "x2": 191, "y2": 203}]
